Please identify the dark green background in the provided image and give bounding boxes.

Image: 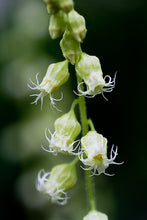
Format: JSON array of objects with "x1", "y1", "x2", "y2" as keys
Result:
[{"x1": 0, "y1": 0, "x2": 146, "y2": 219}]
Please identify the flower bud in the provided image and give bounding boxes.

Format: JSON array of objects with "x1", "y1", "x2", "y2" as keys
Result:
[
  {"x1": 60, "y1": 29, "x2": 82, "y2": 65},
  {"x1": 36, "y1": 162, "x2": 77, "y2": 205},
  {"x1": 49, "y1": 10, "x2": 67, "y2": 39},
  {"x1": 67, "y1": 9, "x2": 87, "y2": 42},
  {"x1": 80, "y1": 131, "x2": 120, "y2": 175},
  {"x1": 43, "y1": 109, "x2": 81, "y2": 154},
  {"x1": 43, "y1": 0, "x2": 59, "y2": 14},
  {"x1": 46, "y1": 3, "x2": 59, "y2": 14},
  {"x1": 83, "y1": 210, "x2": 108, "y2": 220},
  {"x1": 57, "y1": 0, "x2": 74, "y2": 13},
  {"x1": 75, "y1": 53, "x2": 116, "y2": 97},
  {"x1": 28, "y1": 60, "x2": 69, "y2": 109}
]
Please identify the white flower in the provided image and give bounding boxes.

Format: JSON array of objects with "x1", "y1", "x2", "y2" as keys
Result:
[
  {"x1": 80, "y1": 131, "x2": 123, "y2": 176},
  {"x1": 75, "y1": 53, "x2": 116, "y2": 98},
  {"x1": 36, "y1": 163, "x2": 77, "y2": 205},
  {"x1": 83, "y1": 210, "x2": 108, "y2": 220},
  {"x1": 28, "y1": 60, "x2": 69, "y2": 110},
  {"x1": 41, "y1": 109, "x2": 81, "y2": 155},
  {"x1": 36, "y1": 169, "x2": 68, "y2": 205},
  {"x1": 41, "y1": 128, "x2": 80, "y2": 155}
]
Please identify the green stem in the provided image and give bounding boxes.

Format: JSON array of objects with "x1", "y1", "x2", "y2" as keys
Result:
[
  {"x1": 85, "y1": 170, "x2": 96, "y2": 211},
  {"x1": 76, "y1": 75, "x2": 88, "y2": 135},
  {"x1": 88, "y1": 119, "x2": 95, "y2": 131},
  {"x1": 71, "y1": 157, "x2": 79, "y2": 166},
  {"x1": 76, "y1": 74, "x2": 96, "y2": 211},
  {"x1": 70, "y1": 98, "x2": 79, "y2": 111}
]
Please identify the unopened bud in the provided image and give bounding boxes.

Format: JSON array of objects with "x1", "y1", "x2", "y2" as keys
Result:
[
  {"x1": 57, "y1": 0, "x2": 74, "y2": 13},
  {"x1": 46, "y1": 4, "x2": 59, "y2": 14},
  {"x1": 83, "y1": 210, "x2": 108, "y2": 220},
  {"x1": 43, "y1": 0, "x2": 59, "y2": 14},
  {"x1": 60, "y1": 29, "x2": 82, "y2": 65},
  {"x1": 49, "y1": 10, "x2": 67, "y2": 39},
  {"x1": 68, "y1": 9, "x2": 87, "y2": 42}
]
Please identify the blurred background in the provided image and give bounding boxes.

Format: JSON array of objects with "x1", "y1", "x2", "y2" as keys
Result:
[{"x1": 0, "y1": 0, "x2": 146, "y2": 219}]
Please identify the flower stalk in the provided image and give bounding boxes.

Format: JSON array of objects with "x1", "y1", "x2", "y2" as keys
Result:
[{"x1": 28, "y1": 0, "x2": 123, "y2": 219}]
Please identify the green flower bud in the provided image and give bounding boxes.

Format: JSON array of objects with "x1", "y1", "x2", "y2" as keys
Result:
[
  {"x1": 42, "y1": 109, "x2": 81, "y2": 154},
  {"x1": 28, "y1": 60, "x2": 69, "y2": 110},
  {"x1": 43, "y1": 0, "x2": 59, "y2": 14},
  {"x1": 36, "y1": 162, "x2": 77, "y2": 205},
  {"x1": 75, "y1": 52, "x2": 116, "y2": 97},
  {"x1": 46, "y1": 3, "x2": 59, "y2": 14},
  {"x1": 49, "y1": 10, "x2": 67, "y2": 39},
  {"x1": 60, "y1": 29, "x2": 82, "y2": 65},
  {"x1": 57, "y1": 0, "x2": 74, "y2": 13},
  {"x1": 67, "y1": 9, "x2": 87, "y2": 42},
  {"x1": 83, "y1": 210, "x2": 108, "y2": 220},
  {"x1": 80, "y1": 131, "x2": 121, "y2": 176}
]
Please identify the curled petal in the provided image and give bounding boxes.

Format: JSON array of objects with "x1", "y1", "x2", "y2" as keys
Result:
[
  {"x1": 42, "y1": 128, "x2": 80, "y2": 155},
  {"x1": 41, "y1": 129, "x2": 57, "y2": 154},
  {"x1": 27, "y1": 73, "x2": 40, "y2": 89},
  {"x1": 49, "y1": 93, "x2": 63, "y2": 112},
  {"x1": 107, "y1": 145, "x2": 124, "y2": 165},
  {"x1": 75, "y1": 73, "x2": 116, "y2": 99},
  {"x1": 74, "y1": 81, "x2": 95, "y2": 98},
  {"x1": 28, "y1": 73, "x2": 63, "y2": 111},
  {"x1": 103, "y1": 72, "x2": 117, "y2": 93}
]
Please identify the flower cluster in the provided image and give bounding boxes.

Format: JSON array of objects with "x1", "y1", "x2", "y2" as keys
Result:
[
  {"x1": 28, "y1": 0, "x2": 123, "y2": 219},
  {"x1": 38, "y1": 103, "x2": 121, "y2": 205}
]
